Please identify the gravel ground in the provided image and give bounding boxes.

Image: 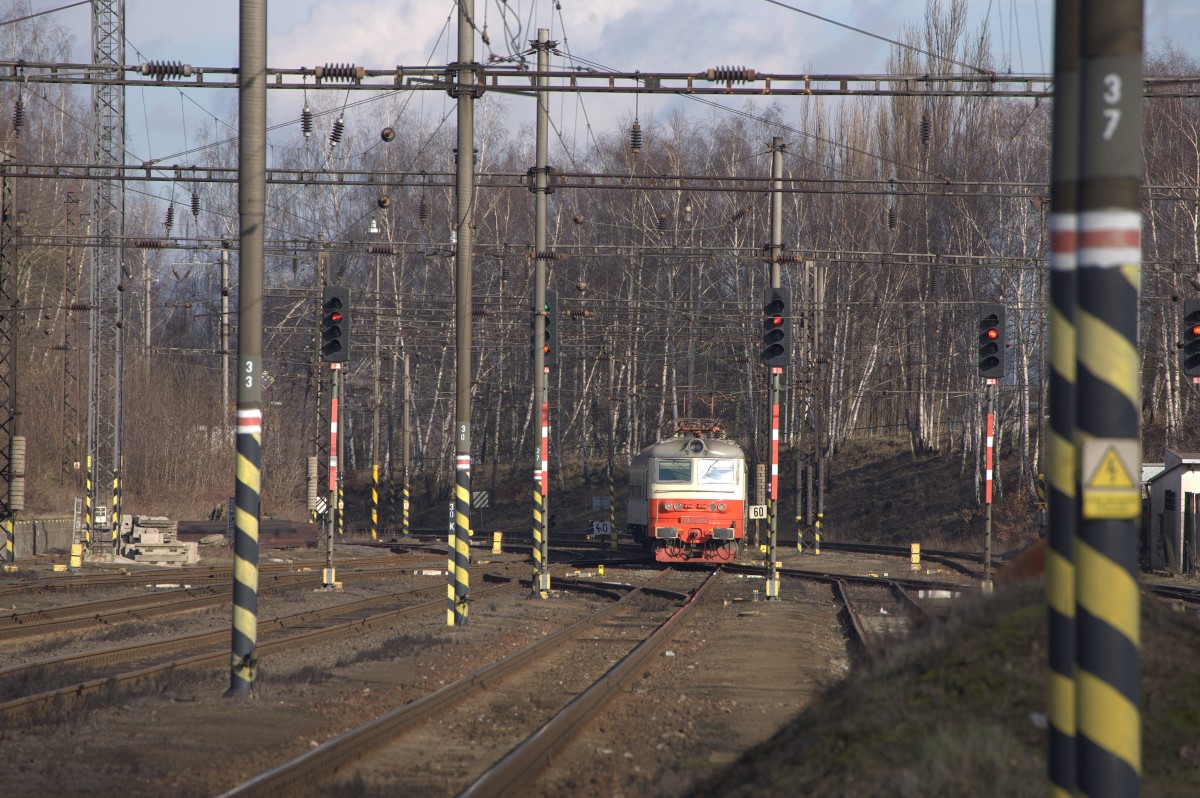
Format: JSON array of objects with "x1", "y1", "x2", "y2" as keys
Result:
[{"x1": 0, "y1": 543, "x2": 940, "y2": 797}]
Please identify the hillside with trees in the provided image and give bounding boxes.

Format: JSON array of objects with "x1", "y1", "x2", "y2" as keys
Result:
[{"x1": 2, "y1": 1, "x2": 1199, "y2": 532}]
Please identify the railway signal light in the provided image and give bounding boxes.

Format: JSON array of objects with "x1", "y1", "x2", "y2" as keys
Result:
[
  {"x1": 1182, "y1": 299, "x2": 1200, "y2": 377},
  {"x1": 977, "y1": 302, "x2": 1005, "y2": 379},
  {"x1": 321, "y1": 285, "x2": 350, "y2": 363},
  {"x1": 544, "y1": 289, "x2": 559, "y2": 367},
  {"x1": 761, "y1": 287, "x2": 790, "y2": 367}
]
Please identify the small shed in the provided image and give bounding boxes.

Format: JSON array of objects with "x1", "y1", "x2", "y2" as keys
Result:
[{"x1": 1145, "y1": 449, "x2": 1200, "y2": 573}]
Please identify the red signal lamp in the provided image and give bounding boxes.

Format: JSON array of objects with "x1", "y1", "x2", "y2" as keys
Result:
[
  {"x1": 329, "y1": 311, "x2": 343, "y2": 323},
  {"x1": 985, "y1": 327, "x2": 999, "y2": 340},
  {"x1": 1192, "y1": 324, "x2": 1200, "y2": 337}
]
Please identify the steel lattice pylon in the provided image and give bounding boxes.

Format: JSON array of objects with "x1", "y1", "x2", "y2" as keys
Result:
[
  {"x1": 0, "y1": 152, "x2": 16, "y2": 561},
  {"x1": 60, "y1": 197, "x2": 84, "y2": 487},
  {"x1": 86, "y1": 0, "x2": 125, "y2": 547}
]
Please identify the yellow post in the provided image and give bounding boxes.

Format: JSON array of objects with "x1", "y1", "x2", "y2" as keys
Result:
[
  {"x1": 70, "y1": 543, "x2": 82, "y2": 571},
  {"x1": 492, "y1": 531, "x2": 502, "y2": 554},
  {"x1": 911, "y1": 543, "x2": 921, "y2": 571}
]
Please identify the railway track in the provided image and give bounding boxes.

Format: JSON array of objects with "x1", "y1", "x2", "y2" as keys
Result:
[
  {"x1": 0, "y1": 560, "x2": 447, "y2": 642},
  {"x1": 0, "y1": 567, "x2": 524, "y2": 722},
  {"x1": 0, "y1": 554, "x2": 952, "y2": 796},
  {"x1": 0, "y1": 553, "x2": 411, "y2": 599},
  {"x1": 218, "y1": 568, "x2": 717, "y2": 797},
  {"x1": 833, "y1": 578, "x2": 929, "y2": 662}
]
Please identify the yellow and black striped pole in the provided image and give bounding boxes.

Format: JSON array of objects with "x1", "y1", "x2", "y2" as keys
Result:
[
  {"x1": 1047, "y1": 1, "x2": 1080, "y2": 794},
  {"x1": 83, "y1": 453, "x2": 93, "y2": 547},
  {"x1": 110, "y1": 466, "x2": 120, "y2": 548},
  {"x1": 1074, "y1": 2, "x2": 1142, "y2": 793},
  {"x1": 370, "y1": 464, "x2": 379, "y2": 540},
  {"x1": 402, "y1": 469, "x2": 410, "y2": 537},
  {"x1": 385, "y1": 466, "x2": 394, "y2": 530},
  {"x1": 530, "y1": 29, "x2": 553, "y2": 597},
  {"x1": 608, "y1": 454, "x2": 615, "y2": 530},
  {"x1": 532, "y1": 473, "x2": 545, "y2": 593},
  {"x1": 337, "y1": 484, "x2": 344, "y2": 536},
  {"x1": 449, "y1": 0, "x2": 476, "y2": 627},
  {"x1": 228, "y1": 408, "x2": 262, "y2": 697},
  {"x1": 226, "y1": 0, "x2": 265, "y2": 700},
  {"x1": 608, "y1": 455, "x2": 617, "y2": 551},
  {"x1": 452, "y1": 457, "x2": 471, "y2": 625}
]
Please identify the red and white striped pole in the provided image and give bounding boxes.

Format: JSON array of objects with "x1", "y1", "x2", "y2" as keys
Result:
[
  {"x1": 983, "y1": 376, "x2": 996, "y2": 591},
  {"x1": 985, "y1": 392, "x2": 994, "y2": 505},
  {"x1": 541, "y1": 397, "x2": 549, "y2": 496},
  {"x1": 323, "y1": 363, "x2": 340, "y2": 588},
  {"x1": 539, "y1": 387, "x2": 550, "y2": 592},
  {"x1": 329, "y1": 396, "x2": 338, "y2": 494},
  {"x1": 770, "y1": 396, "x2": 780, "y2": 501},
  {"x1": 767, "y1": 366, "x2": 782, "y2": 600}
]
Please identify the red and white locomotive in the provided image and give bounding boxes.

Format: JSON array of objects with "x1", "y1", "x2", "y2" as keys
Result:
[{"x1": 626, "y1": 419, "x2": 747, "y2": 562}]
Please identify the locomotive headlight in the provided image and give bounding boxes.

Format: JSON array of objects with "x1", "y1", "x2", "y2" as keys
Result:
[
  {"x1": 709, "y1": 503, "x2": 716, "y2": 512},
  {"x1": 662, "y1": 502, "x2": 671, "y2": 512},
  {"x1": 673, "y1": 502, "x2": 682, "y2": 511},
  {"x1": 717, "y1": 503, "x2": 726, "y2": 512}
]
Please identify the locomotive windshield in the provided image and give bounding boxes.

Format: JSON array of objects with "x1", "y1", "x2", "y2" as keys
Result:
[
  {"x1": 656, "y1": 460, "x2": 692, "y2": 482},
  {"x1": 654, "y1": 458, "x2": 736, "y2": 484},
  {"x1": 698, "y1": 458, "x2": 737, "y2": 485}
]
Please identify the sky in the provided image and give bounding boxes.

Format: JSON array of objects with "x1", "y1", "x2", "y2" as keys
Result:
[{"x1": 8, "y1": 0, "x2": 1200, "y2": 171}]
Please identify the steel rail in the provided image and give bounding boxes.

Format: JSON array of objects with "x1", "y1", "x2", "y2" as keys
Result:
[
  {"x1": 0, "y1": 553, "x2": 415, "y2": 598},
  {"x1": 457, "y1": 569, "x2": 720, "y2": 798},
  {"x1": 0, "y1": 576, "x2": 522, "y2": 721},
  {"x1": 0, "y1": 562, "x2": 445, "y2": 641},
  {"x1": 886, "y1": 579, "x2": 932, "y2": 623},
  {"x1": 830, "y1": 578, "x2": 880, "y2": 663},
  {"x1": 1146, "y1": 583, "x2": 1200, "y2": 605},
  {"x1": 0, "y1": 569, "x2": 516, "y2": 692},
  {"x1": 217, "y1": 568, "x2": 686, "y2": 798},
  {"x1": 814, "y1": 540, "x2": 986, "y2": 580},
  {"x1": 832, "y1": 575, "x2": 931, "y2": 665}
]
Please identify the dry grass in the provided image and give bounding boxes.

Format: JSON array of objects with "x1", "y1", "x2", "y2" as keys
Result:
[{"x1": 694, "y1": 582, "x2": 1200, "y2": 797}]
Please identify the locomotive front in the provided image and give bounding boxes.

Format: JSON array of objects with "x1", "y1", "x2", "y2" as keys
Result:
[{"x1": 627, "y1": 425, "x2": 747, "y2": 562}]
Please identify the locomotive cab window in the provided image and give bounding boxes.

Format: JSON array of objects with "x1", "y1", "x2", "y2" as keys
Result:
[
  {"x1": 657, "y1": 460, "x2": 692, "y2": 483},
  {"x1": 698, "y1": 458, "x2": 736, "y2": 485}
]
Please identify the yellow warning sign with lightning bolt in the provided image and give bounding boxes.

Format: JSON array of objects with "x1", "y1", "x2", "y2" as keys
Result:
[{"x1": 1081, "y1": 439, "x2": 1140, "y2": 519}]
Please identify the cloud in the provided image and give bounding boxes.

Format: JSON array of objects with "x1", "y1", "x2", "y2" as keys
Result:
[{"x1": 270, "y1": 2, "x2": 461, "y2": 69}]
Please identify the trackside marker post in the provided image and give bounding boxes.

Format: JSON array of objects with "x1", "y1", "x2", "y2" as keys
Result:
[
  {"x1": 1047, "y1": 2, "x2": 1081, "y2": 791},
  {"x1": 983, "y1": 376, "x2": 996, "y2": 593},
  {"x1": 1074, "y1": 1, "x2": 1143, "y2": 791},
  {"x1": 226, "y1": 0, "x2": 265, "y2": 700},
  {"x1": 322, "y1": 363, "x2": 341, "y2": 590}
]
